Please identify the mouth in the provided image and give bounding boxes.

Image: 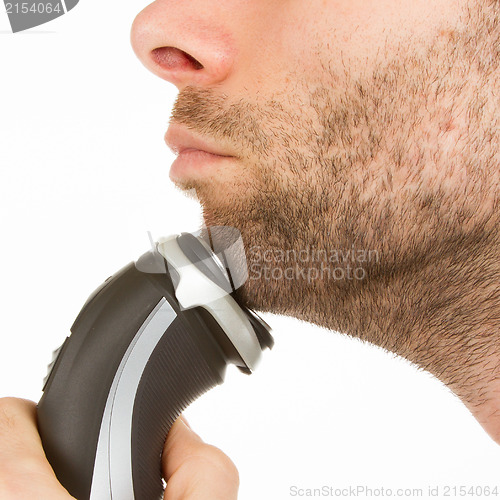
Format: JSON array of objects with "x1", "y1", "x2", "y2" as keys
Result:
[{"x1": 165, "y1": 124, "x2": 236, "y2": 182}]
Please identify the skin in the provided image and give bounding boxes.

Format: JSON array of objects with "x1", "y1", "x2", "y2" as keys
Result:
[
  {"x1": 0, "y1": 398, "x2": 239, "y2": 499},
  {"x1": 132, "y1": 0, "x2": 499, "y2": 439},
  {"x1": 1, "y1": 0, "x2": 498, "y2": 497}
]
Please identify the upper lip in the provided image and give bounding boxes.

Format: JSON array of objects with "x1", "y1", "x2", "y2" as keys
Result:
[{"x1": 164, "y1": 124, "x2": 234, "y2": 158}]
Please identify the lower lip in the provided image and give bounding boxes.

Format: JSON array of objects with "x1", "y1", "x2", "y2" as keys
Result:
[{"x1": 169, "y1": 149, "x2": 234, "y2": 182}]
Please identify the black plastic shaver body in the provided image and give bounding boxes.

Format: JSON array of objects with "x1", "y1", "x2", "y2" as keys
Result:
[{"x1": 37, "y1": 232, "x2": 273, "y2": 500}]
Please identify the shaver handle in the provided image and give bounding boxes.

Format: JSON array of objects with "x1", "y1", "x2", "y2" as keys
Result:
[
  {"x1": 124, "y1": 310, "x2": 227, "y2": 500},
  {"x1": 37, "y1": 263, "x2": 230, "y2": 500}
]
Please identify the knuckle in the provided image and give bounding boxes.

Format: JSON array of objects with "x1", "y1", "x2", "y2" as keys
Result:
[
  {"x1": 0, "y1": 398, "x2": 35, "y2": 441},
  {"x1": 201, "y1": 445, "x2": 240, "y2": 484},
  {"x1": 0, "y1": 398, "x2": 32, "y2": 427},
  {"x1": 0, "y1": 397, "x2": 20, "y2": 417},
  {"x1": 0, "y1": 399, "x2": 22, "y2": 437},
  {"x1": 0, "y1": 397, "x2": 26, "y2": 410},
  {"x1": 172, "y1": 446, "x2": 240, "y2": 497}
]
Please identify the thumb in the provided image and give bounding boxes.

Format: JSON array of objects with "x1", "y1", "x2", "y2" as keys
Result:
[{"x1": 162, "y1": 415, "x2": 239, "y2": 500}]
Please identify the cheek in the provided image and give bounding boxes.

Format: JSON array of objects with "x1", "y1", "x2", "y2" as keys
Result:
[{"x1": 273, "y1": 0, "x2": 468, "y2": 82}]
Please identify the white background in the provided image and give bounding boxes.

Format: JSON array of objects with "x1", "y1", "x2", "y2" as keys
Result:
[{"x1": 1, "y1": 2, "x2": 499, "y2": 499}]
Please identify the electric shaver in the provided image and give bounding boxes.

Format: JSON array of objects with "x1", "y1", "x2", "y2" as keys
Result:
[{"x1": 37, "y1": 228, "x2": 273, "y2": 500}]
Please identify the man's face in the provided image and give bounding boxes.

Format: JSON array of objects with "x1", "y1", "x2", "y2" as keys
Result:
[{"x1": 130, "y1": 0, "x2": 499, "y2": 381}]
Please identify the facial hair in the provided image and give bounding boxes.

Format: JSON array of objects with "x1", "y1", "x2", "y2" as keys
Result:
[{"x1": 169, "y1": 1, "x2": 499, "y2": 408}]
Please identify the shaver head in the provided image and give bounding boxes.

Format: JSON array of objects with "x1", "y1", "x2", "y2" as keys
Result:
[{"x1": 135, "y1": 228, "x2": 273, "y2": 373}]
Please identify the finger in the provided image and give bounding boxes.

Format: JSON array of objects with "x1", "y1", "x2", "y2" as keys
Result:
[
  {"x1": 0, "y1": 397, "x2": 75, "y2": 499},
  {"x1": 162, "y1": 415, "x2": 239, "y2": 500}
]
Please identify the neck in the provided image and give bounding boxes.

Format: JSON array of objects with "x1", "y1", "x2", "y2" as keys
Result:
[
  {"x1": 361, "y1": 242, "x2": 499, "y2": 443},
  {"x1": 464, "y1": 363, "x2": 500, "y2": 445},
  {"x1": 287, "y1": 228, "x2": 500, "y2": 444}
]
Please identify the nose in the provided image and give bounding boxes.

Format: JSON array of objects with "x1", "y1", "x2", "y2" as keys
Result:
[{"x1": 130, "y1": 1, "x2": 237, "y2": 90}]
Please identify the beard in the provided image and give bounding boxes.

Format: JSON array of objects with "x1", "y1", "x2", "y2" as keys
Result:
[{"x1": 169, "y1": 2, "x2": 499, "y2": 401}]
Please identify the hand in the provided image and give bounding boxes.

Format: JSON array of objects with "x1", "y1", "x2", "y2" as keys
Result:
[{"x1": 0, "y1": 398, "x2": 239, "y2": 499}]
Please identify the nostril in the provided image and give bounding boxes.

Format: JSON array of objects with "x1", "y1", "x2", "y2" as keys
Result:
[{"x1": 151, "y1": 47, "x2": 204, "y2": 72}]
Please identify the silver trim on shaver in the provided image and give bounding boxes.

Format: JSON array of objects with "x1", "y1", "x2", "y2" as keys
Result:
[
  {"x1": 157, "y1": 235, "x2": 263, "y2": 372},
  {"x1": 89, "y1": 299, "x2": 176, "y2": 500}
]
